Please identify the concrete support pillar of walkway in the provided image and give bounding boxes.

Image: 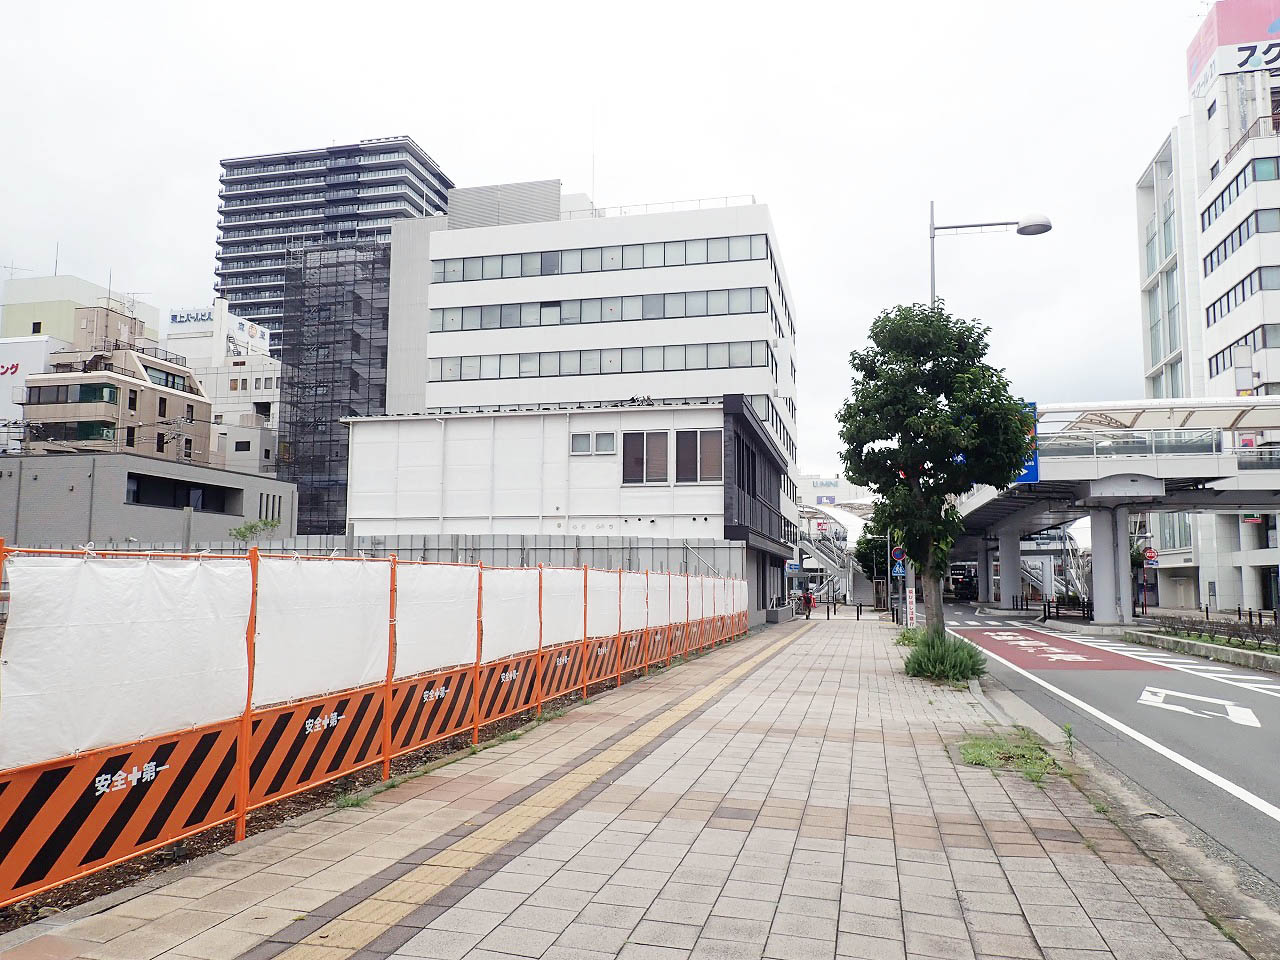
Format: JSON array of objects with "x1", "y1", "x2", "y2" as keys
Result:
[
  {"x1": 998, "y1": 528, "x2": 1020, "y2": 609},
  {"x1": 977, "y1": 548, "x2": 992, "y2": 604},
  {"x1": 1091, "y1": 507, "x2": 1119, "y2": 624},
  {"x1": 1039, "y1": 556, "x2": 1055, "y2": 600},
  {"x1": 1115, "y1": 506, "x2": 1133, "y2": 624}
]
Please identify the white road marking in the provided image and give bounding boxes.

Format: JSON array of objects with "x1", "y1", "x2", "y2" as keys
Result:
[
  {"x1": 954, "y1": 633, "x2": 1280, "y2": 825},
  {"x1": 964, "y1": 620, "x2": 979, "y2": 625},
  {"x1": 1052, "y1": 634, "x2": 1280, "y2": 701},
  {"x1": 1137, "y1": 686, "x2": 1261, "y2": 727}
]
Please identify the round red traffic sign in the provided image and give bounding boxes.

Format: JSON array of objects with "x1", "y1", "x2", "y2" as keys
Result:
[
  {"x1": 891, "y1": 546, "x2": 906, "y2": 561},
  {"x1": 1143, "y1": 547, "x2": 1158, "y2": 561}
]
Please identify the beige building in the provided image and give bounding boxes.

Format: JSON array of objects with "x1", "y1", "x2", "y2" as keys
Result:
[
  {"x1": 21, "y1": 306, "x2": 213, "y2": 464},
  {"x1": 1, "y1": 275, "x2": 160, "y2": 343}
]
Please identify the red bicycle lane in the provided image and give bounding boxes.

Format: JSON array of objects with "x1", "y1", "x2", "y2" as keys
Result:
[{"x1": 951, "y1": 626, "x2": 1171, "y2": 672}]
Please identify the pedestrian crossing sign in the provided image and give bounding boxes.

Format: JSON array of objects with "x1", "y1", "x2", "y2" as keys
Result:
[{"x1": 892, "y1": 560, "x2": 906, "y2": 577}]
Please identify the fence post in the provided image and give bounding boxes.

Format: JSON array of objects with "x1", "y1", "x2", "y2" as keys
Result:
[
  {"x1": 235, "y1": 546, "x2": 260, "y2": 843},
  {"x1": 615, "y1": 568, "x2": 623, "y2": 689},
  {"x1": 581, "y1": 564, "x2": 589, "y2": 699},
  {"x1": 382, "y1": 554, "x2": 398, "y2": 780},
  {"x1": 472, "y1": 562, "x2": 483, "y2": 745},
  {"x1": 670, "y1": 570, "x2": 680, "y2": 670},
  {"x1": 536, "y1": 563, "x2": 544, "y2": 718},
  {"x1": 643, "y1": 570, "x2": 650, "y2": 677}
]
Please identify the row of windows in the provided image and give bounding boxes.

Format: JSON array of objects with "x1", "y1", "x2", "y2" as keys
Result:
[
  {"x1": 432, "y1": 234, "x2": 769, "y2": 283},
  {"x1": 428, "y1": 286, "x2": 777, "y2": 335},
  {"x1": 570, "y1": 432, "x2": 617, "y2": 455},
  {"x1": 622, "y1": 430, "x2": 724, "y2": 485},
  {"x1": 27, "y1": 382, "x2": 118, "y2": 405},
  {"x1": 1201, "y1": 158, "x2": 1280, "y2": 231},
  {"x1": 1203, "y1": 209, "x2": 1280, "y2": 275},
  {"x1": 1208, "y1": 323, "x2": 1280, "y2": 377},
  {"x1": 228, "y1": 377, "x2": 275, "y2": 391},
  {"x1": 749, "y1": 394, "x2": 797, "y2": 462},
  {"x1": 1206, "y1": 266, "x2": 1280, "y2": 327},
  {"x1": 428, "y1": 341, "x2": 775, "y2": 382},
  {"x1": 143, "y1": 366, "x2": 189, "y2": 392}
]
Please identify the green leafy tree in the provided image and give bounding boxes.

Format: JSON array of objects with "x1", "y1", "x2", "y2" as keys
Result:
[
  {"x1": 852, "y1": 523, "x2": 885, "y2": 582},
  {"x1": 836, "y1": 301, "x2": 1034, "y2": 634},
  {"x1": 228, "y1": 517, "x2": 282, "y2": 543}
]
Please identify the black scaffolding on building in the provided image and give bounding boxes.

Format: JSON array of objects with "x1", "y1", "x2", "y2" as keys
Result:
[{"x1": 278, "y1": 239, "x2": 391, "y2": 535}]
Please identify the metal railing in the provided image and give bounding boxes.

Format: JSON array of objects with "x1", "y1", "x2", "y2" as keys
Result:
[
  {"x1": 1225, "y1": 114, "x2": 1280, "y2": 165},
  {"x1": 1150, "y1": 612, "x2": 1280, "y2": 653},
  {"x1": 1038, "y1": 428, "x2": 1224, "y2": 458}
]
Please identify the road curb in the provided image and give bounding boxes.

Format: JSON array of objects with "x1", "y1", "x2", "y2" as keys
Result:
[
  {"x1": 968, "y1": 674, "x2": 1014, "y2": 726},
  {"x1": 1124, "y1": 629, "x2": 1280, "y2": 675}
]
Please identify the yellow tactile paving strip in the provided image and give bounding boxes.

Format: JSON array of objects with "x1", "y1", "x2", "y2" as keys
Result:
[{"x1": 277, "y1": 624, "x2": 815, "y2": 959}]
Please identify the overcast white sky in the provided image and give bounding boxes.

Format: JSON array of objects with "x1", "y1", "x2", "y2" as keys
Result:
[{"x1": 0, "y1": 0, "x2": 1212, "y2": 475}]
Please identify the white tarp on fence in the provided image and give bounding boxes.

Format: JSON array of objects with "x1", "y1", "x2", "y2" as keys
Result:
[
  {"x1": 0, "y1": 557, "x2": 250, "y2": 771},
  {"x1": 621, "y1": 571, "x2": 648, "y2": 631},
  {"x1": 734, "y1": 579, "x2": 748, "y2": 614},
  {"x1": 688, "y1": 577, "x2": 703, "y2": 619},
  {"x1": 253, "y1": 559, "x2": 390, "y2": 707},
  {"x1": 586, "y1": 569, "x2": 620, "y2": 638},
  {"x1": 395, "y1": 563, "x2": 478, "y2": 676},
  {"x1": 649, "y1": 574, "x2": 671, "y2": 627},
  {"x1": 482, "y1": 568, "x2": 540, "y2": 662},
  {"x1": 542, "y1": 567, "x2": 584, "y2": 648},
  {"x1": 703, "y1": 577, "x2": 717, "y2": 617},
  {"x1": 715, "y1": 578, "x2": 728, "y2": 616}
]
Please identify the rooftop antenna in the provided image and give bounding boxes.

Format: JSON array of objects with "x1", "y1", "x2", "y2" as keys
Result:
[
  {"x1": 53, "y1": 242, "x2": 59, "y2": 276},
  {"x1": 2, "y1": 260, "x2": 31, "y2": 281}
]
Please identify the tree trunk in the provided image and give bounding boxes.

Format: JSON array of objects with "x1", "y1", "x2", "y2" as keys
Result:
[{"x1": 922, "y1": 567, "x2": 946, "y2": 636}]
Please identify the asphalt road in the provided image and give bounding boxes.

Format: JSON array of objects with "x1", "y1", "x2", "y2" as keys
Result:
[{"x1": 944, "y1": 606, "x2": 1280, "y2": 886}]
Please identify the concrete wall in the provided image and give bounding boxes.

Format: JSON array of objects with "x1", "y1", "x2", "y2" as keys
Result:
[{"x1": 0, "y1": 453, "x2": 297, "y2": 546}]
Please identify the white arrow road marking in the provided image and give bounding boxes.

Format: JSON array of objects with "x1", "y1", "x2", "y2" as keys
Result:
[
  {"x1": 951, "y1": 632, "x2": 1280, "y2": 826},
  {"x1": 1137, "y1": 687, "x2": 1261, "y2": 727},
  {"x1": 1063, "y1": 635, "x2": 1280, "y2": 701}
]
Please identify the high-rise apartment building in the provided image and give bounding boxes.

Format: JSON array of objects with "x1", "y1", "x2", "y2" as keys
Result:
[
  {"x1": 345, "y1": 182, "x2": 801, "y2": 620},
  {"x1": 216, "y1": 137, "x2": 453, "y2": 357},
  {"x1": 1136, "y1": 0, "x2": 1280, "y2": 610}
]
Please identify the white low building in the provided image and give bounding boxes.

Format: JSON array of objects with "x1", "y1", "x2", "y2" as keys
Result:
[{"x1": 346, "y1": 182, "x2": 801, "y2": 621}]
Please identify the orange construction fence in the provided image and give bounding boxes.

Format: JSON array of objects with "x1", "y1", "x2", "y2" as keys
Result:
[{"x1": 0, "y1": 542, "x2": 749, "y2": 909}]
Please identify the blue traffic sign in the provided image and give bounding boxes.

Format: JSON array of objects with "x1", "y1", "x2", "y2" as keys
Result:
[
  {"x1": 892, "y1": 560, "x2": 906, "y2": 577},
  {"x1": 1015, "y1": 401, "x2": 1039, "y2": 484}
]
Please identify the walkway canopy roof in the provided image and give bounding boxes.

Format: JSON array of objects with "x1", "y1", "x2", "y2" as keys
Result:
[{"x1": 1040, "y1": 397, "x2": 1280, "y2": 433}]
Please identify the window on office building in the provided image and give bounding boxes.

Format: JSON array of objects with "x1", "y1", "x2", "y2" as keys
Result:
[
  {"x1": 675, "y1": 429, "x2": 724, "y2": 482},
  {"x1": 622, "y1": 431, "x2": 669, "y2": 484},
  {"x1": 570, "y1": 433, "x2": 592, "y2": 454}
]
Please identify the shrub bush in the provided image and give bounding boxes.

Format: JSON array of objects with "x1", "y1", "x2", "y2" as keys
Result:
[{"x1": 903, "y1": 630, "x2": 986, "y2": 682}]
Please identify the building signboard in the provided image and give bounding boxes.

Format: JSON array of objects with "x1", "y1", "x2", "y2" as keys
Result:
[{"x1": 1187, "y1": 0, "x2": 1280, "y2": 93}]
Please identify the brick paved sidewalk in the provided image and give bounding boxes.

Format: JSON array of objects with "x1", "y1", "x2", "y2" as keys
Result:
[{"x1": 0, "y1": 615, "x2": 1248, "y2": 960}]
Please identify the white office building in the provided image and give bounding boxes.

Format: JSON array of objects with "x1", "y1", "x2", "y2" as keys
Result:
[
  {"x1": 1136, "y1": 0, "x2": 1280, "y2": 610},
  {"x1": 346, "y1": 182, "x2": 801, "y2": 620},
  {"x1": 163, "y1": 299, "x2": 281, "y2": 476}
]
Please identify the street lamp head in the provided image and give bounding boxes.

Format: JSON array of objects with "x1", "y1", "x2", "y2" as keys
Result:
[{"x1": 1015, "y1": 214, "x2": 1052, "y2": 236}]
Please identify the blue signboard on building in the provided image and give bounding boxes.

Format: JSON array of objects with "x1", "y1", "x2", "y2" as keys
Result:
[{"x1": 1014, "y1": 402, "x2": 1039, "y2": 484}]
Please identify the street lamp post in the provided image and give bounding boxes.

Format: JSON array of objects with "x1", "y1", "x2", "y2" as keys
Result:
[{"x1": 929, "y1": 200, "x2": 1052, "y2": 307}]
